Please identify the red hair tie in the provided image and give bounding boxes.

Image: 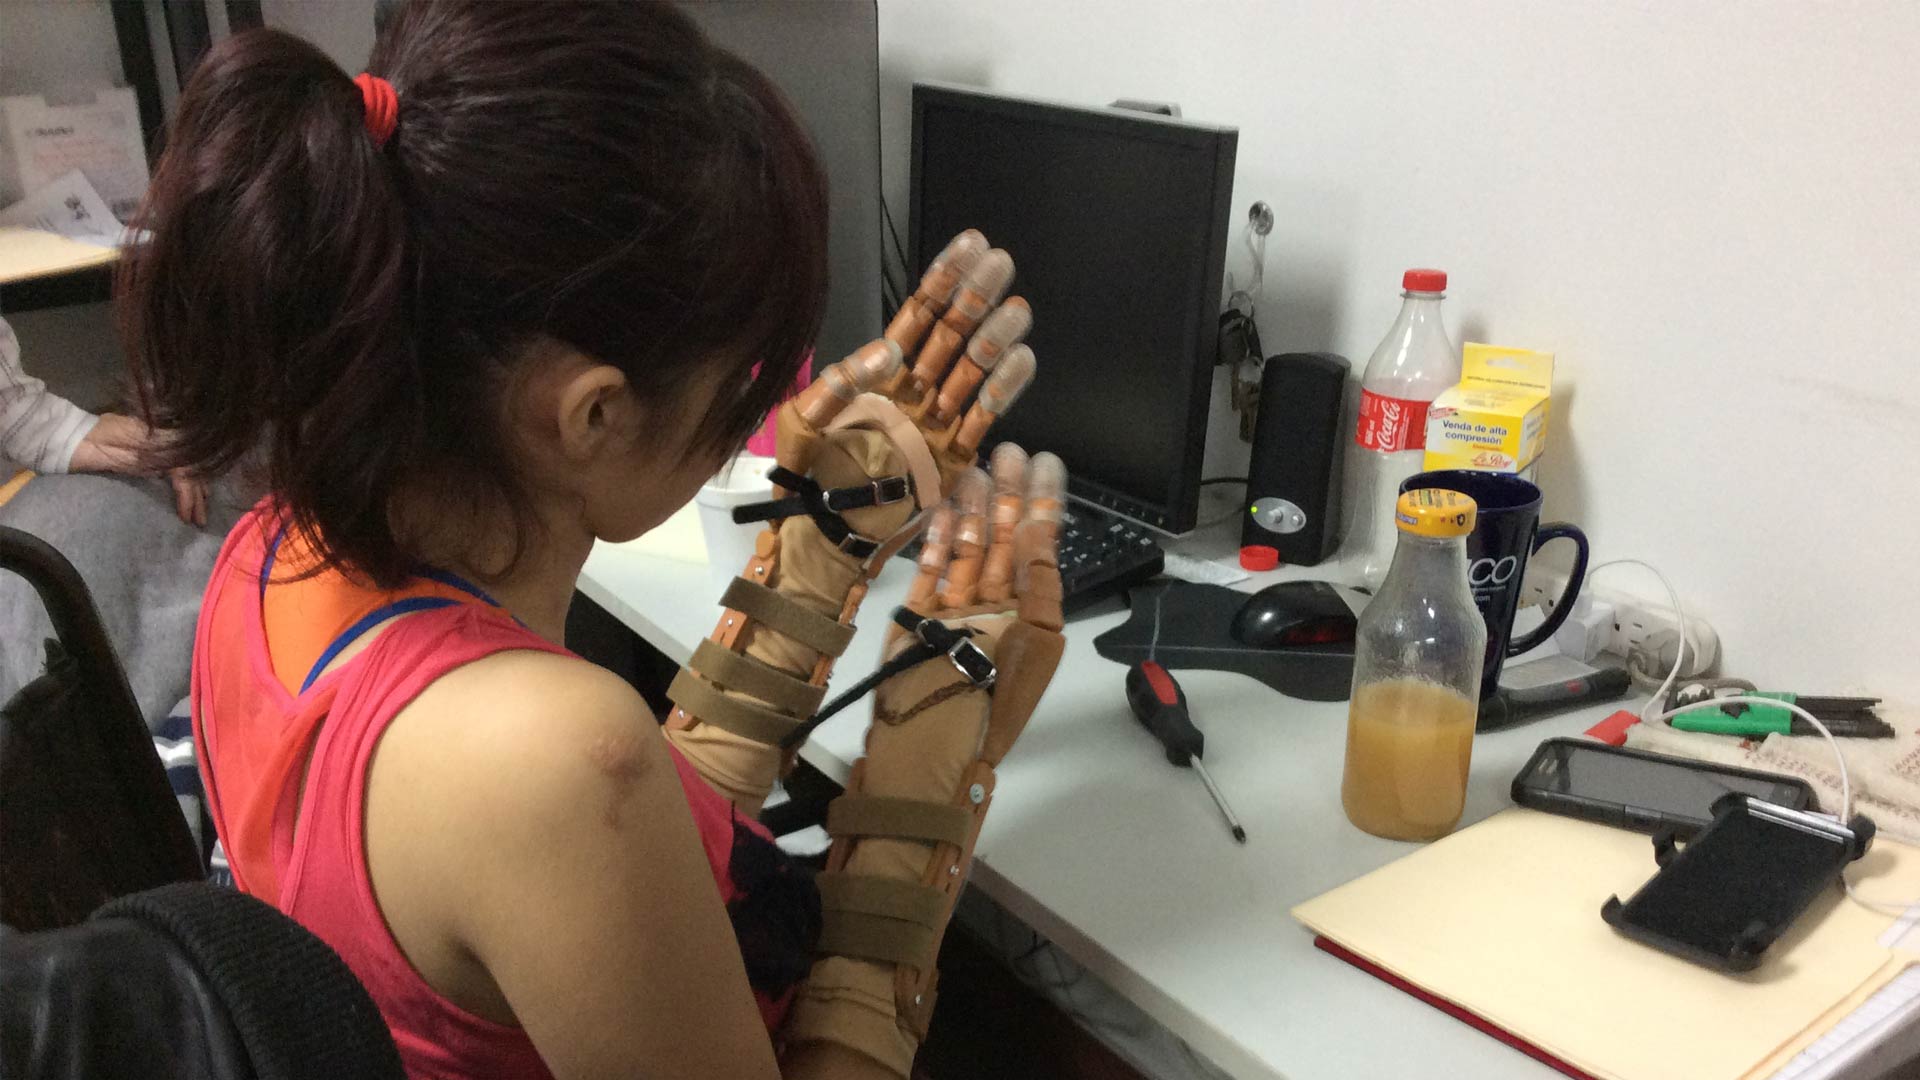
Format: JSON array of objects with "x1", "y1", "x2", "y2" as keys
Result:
[{"x1": 353, "y1": 73, "x2": 399, "y2": 148}]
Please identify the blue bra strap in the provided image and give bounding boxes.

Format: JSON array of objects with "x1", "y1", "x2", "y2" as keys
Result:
[{"x1": 300, "y1": 596, "x2": 461, "y2": 693}]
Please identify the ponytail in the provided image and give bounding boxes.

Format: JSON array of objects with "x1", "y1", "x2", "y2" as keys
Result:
[
  {"x1": 123, "y1": 29, "x2": 418, "y2": 582},
  {"x1": 121, "y1": 3, "x2": 829, "y2": 588}
]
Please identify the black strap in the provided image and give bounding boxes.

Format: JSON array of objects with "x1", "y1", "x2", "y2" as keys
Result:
[
  {"x1": 778, "y1": 608, "x2": 997, "y2": 750},
  {"x1": 731, "y1": 466, "x2": 911, "y2": 559}
]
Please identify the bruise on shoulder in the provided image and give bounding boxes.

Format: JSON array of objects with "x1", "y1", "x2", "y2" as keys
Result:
[{"x1": 587, "y1": 731, "x2": 649, "y2": 831}]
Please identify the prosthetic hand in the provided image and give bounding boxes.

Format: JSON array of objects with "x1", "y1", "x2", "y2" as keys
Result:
[
  {"x1": 786, "y1": 449, "x2": 1067, "y2": 1076},
  {"x1": 664, "y1": 231, "x2": 1038, "y2": 812}
]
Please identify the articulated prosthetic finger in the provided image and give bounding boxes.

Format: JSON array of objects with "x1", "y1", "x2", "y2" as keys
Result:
[
  {"x1": 786, "y1": 451, "x2": 1067, "y2": 1077},
  {"x1": 937, "y1": 468, "x2": 989, "y2": 610},
  {"x1": 948, "y1": 345, "x2": 1035, "y2": 463},
  {"x1": 665, "y1": 233, "x2": 1040, "y2": 815},
  {"x1": 904, "y1": 505, "x2": 955, "y2": 611},
  {"x1": 926, "y1": 297, "x2": 1030, "y2": 425},
  {"x1": 889, "y1": 244, "x2": 1014, "y2": 409},
  {"x1": 978, "y1": 443, "x2": 1027, "y2": 602},
  {"x1": 882, "y1": 230, "x2": 986, "y2": 369}
]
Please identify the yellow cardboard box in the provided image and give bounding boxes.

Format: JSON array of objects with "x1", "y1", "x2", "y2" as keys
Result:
[{"x1": 1422, "y1": 343, "x2": 1555, "y2": 473}]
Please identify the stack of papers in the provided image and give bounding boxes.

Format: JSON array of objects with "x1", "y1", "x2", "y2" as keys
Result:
[
  {"x1": 0, "y1": 170, "x2": 125, "y2": 286},
  {"x1": 1770, "y1": 965, "x2": 1920, "y2": 1079}
]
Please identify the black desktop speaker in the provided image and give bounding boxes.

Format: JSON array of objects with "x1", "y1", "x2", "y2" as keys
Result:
[{"x1": 1240, "y1": 352, "x2": 1351, "y2": 569}]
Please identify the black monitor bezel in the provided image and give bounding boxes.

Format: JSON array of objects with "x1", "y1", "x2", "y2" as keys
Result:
[{"x1": 908, "y1": 82, "x2": 1237, "y2": 534}]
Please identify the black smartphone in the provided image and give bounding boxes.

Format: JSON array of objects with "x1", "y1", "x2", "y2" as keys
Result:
[
  {"x1": 1602, "y1": 794, "x2": 1873, "y2": 972},
  {"x1": 1511, "y1": 737, "x2": 1815, "y2": 836}
]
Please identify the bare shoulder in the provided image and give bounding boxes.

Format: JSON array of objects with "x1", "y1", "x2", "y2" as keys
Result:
[
  {"x1": 376, "y1": 648, "x2": 674, "y2": 837},
  {"x1": 362, "y1": 647, "x2": 764, "y2": 1054}
]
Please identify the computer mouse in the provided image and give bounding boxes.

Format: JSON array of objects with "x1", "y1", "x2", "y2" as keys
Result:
[{"x1": 1230, "y1": 580, "x2": 1358, "y2": 649}]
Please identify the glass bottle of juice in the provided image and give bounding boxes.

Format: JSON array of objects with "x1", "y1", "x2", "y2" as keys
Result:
[{"x1": 1341, "y1": 488, "x2": 1486, "y2": 841}]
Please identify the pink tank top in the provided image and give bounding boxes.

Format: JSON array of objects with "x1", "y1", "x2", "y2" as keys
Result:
[{"x1": 194, "y1": 506, "x2": 817, "y2": 1078}]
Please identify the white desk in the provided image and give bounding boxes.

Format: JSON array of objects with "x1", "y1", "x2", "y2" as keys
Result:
[{"x1": 579, "y1": 523, "x2": 1628, "y2": 1080}]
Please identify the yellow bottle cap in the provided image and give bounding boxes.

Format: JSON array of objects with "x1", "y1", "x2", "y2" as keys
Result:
[{"x1": 1395, "y1": 489, "x2": 1478, "y2": 538}]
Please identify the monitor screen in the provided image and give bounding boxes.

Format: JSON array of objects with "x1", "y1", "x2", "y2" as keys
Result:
[{"x1": 910, "y1": 84, "x2": 1236, "y2": 532}]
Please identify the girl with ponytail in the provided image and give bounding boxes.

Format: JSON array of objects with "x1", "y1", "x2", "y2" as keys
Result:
[{"x1": 127, "y1": 4, "x2": 1065, "y2": 1078}]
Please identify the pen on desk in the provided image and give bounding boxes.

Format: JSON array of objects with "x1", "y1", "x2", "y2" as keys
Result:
[
  {"x1": 1666, "y1": 687, "x2": 1890, "y2": 737},
  {"x1": 1670, "y1": 712, "x2": 1895, "y2": 739}
]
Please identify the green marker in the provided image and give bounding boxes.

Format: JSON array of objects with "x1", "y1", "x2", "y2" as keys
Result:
[{"x1": 1670, "y1": 692, "x2": 1892, "y2": 739}]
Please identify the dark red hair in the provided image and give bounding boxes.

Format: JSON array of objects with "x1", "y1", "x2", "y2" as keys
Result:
[{"x1": 120, "y1": 0, "x2": 827, "y2": 586}]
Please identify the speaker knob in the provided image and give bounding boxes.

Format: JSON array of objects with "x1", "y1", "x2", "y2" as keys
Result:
[{"x1": 1250, "y1": 497, "x2": 1307, "y2": 534}]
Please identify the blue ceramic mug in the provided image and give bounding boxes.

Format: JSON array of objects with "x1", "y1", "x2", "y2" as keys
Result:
[{"x1": 1401, "y1": 470, "x2": 1590, "y2": 697}]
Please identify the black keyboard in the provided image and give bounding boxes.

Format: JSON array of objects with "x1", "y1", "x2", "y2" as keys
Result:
[
  {"x1": 894, "y1": 504, "x2": 1165, "y2": 616},
  {"x1": 1056, "y1": 505, "x2": 1165, "y2": 615}
]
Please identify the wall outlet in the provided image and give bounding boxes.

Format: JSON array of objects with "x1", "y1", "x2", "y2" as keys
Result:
[{"x1": 1522, "y1": 568, "x2": 1719, "y2": 677}]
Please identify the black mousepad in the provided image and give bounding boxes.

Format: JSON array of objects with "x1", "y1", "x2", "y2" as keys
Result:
[{"x1": 1092, "y1": 581, "x2": 1357, "y2": 702}]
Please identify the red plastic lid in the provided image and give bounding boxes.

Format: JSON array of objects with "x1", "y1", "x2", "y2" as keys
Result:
[
  {"x1": 1402, "y1": 268, "x2": 1448, "y2": 292},
  {"x1": 1239, "y1": 545, "x2": 1280, "y2": 572},
  {"x1": 1585, "y1": 709, "x2": 1641, "y2": 747}
]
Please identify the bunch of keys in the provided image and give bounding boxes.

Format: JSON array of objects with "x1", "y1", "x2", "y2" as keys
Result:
[{"x1": 1218, "y1": 201, "x2": 1274, "y2": 440}]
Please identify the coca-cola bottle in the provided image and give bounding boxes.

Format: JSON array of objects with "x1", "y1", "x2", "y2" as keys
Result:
[{"x1": 1341, "y1": 268, "x2": 1460, "y2": 590}]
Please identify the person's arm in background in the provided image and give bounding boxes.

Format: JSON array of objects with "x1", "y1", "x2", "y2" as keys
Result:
[{"x1": 0, "y1": 316, "x2": 207, "y2": 525}]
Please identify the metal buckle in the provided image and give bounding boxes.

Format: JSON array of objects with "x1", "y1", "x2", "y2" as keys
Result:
[
  {"x1": 905, "y1": 613, "x2": 996, "y2": 689},
  {"x1": 825, "y1": 475, "x2": 911, "y2": 512},
  {"x1": 945, "y1": 637, "x2": 997, "y2": 689},
  {"x1": 869, "y1": 475, "x2": 912, "y2": 506},
  {"x1": 836, "y1": 532, "x2": 877, "y2": 556}
]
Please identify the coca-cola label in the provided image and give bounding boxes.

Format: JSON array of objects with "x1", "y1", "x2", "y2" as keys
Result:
[{"x1": 1355, "y1": 390, "x2": 1431, "y2": 452}]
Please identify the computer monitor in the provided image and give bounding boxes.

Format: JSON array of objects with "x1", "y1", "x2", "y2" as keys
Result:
[
  {"x1": 909, "y1": 83, "x2": 1237, "y2": 533},
  {"x1": 682, "y1": 1, "x2": 884, "y2": 367}
]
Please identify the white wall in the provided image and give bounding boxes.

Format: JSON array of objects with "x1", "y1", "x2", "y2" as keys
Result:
[
  {"x1": 0, "y1": 1, "x2": 122, "y2": 99},
  {"x1": 878, "y1": 0, "x2": 1920, "y2": 690},
  {"x1": 260, "y1": 0, "x2": 374, "y2": 72}
]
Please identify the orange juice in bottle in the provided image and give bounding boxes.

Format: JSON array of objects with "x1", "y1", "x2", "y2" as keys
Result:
[{"x1": 1341, "y1": 490, "x2": 1486, "y2": 841}]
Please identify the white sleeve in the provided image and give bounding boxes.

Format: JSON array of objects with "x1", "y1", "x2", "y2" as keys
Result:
[{"x1": 0, "y1": 316, "x2": 101, "y2": 473}]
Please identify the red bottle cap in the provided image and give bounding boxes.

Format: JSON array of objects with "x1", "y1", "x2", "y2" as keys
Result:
[
  {"x1": 1239, "y1": 545, "x2": 1280, "y2": 572},
  {"x1": 1402, "y1": 268, "x2": 1448, "y2": 292}
]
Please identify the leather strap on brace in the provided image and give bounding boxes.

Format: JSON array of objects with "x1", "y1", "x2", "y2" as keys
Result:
[
  {"x1": 779, "y1": 608, "x2": 995, "y2": 751},
  {"x1": 825, "y1": 394, "x2": 943, "y2": 514},
  {"x1": 687, "y1": 640, "x2": 825, "y2": 717},
  {"x1": 732, "y1": 466, "x2": 910, "y2": 559},
  {"x1": 814, "y1": 875, "x2": 948, "y2": 970},
  {"x1": 827, "y1": 794, "x2": 973, "y2": 848},
  {"x1": 665, "y1": 670, "x2": 800, "y2": 746},
  {"x1": 717, "y1": 577, "x2": 855, "y2": 657}
]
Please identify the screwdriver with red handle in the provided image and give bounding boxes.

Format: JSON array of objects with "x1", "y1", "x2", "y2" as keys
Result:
[{"x1": 1125, "y1": 660, "x2": 1247, "y2": 844}]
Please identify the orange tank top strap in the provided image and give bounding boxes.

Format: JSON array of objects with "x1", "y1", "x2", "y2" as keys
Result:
[
  {"x1": 258, "y1": 521, "x2": 510, "y2": 695},
  {"x1": 201, "y1": 510, "x2": 520, "y2": 904}
]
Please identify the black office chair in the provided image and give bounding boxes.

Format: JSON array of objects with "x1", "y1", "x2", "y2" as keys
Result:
[
  {"x1": 0, "y1": 882, "x2": 404, "y2": 1080},
  {"x1": 0, "y1": 524, "x2": 202, "y2": 931}
]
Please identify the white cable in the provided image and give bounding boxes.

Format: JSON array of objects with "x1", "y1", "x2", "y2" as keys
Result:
[
  {"x1": 1649, "y1": 697, "x2": 1850, "y2": 825},
  {"x1": 1651, "y1": 695, "x2": 1920, "y2": 917},
  {"x1": 1582, "y1": 558, "x2": 1689, "y2": 723},
  {"x1": 1585, "y1": 560, "x2": 1910, "y2": 916}
]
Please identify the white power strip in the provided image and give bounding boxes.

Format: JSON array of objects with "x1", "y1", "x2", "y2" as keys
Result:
[{"x1": 1521, "y1": 566, "x2": 1719, "y2": 676}]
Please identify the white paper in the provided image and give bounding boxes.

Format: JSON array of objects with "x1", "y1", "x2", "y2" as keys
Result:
[
  {"x1": 1770, "y1": 965, "x2": 1920, "y2": 1080},
  {"x1": 0, "y1": 169, "x2": 124, "y2": 246},
  {"x1": 2, "y1": 90, "x2": 149, "y2": 221},
  {"x1": 1878, "y1": 901, "x2": 1920, "y2": 950}
]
